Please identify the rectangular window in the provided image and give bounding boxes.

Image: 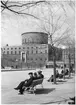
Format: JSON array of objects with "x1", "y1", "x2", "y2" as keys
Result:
[
  {"x1": 19, "y1": 47, "x2": 21, "y2": 49},
  {"x1": 11, "y1": 48, "x2": 13, "y2": 50},
  {"x1": 27, "y1": 50, "x2": 29, "y2": 54},
  {"x1": 7, "y1": 51, "x2": 9, "y2": 54},
  {"x1": 40, "y1": 58, "x2": 42, "y2": 60},
  {"x1": 15, "y1": 48, "x2": 17, "y2": 50},
  {"x1": 27, "y1": 47, "x2": 29, "y2": 49},
  {"x1": 31, "y1": 50, "x2": 33, "y2": 54},
  {"x1": 23, "y1": 47, "x2": 25, "y2": 49},
  {"x1": 36, "y1": 50, "x2": 38, "y2": 54},
  {"x1": 45, "y1": 58, "x2": 47, "y2": 60},
  {"x1": 4, "y1": 48, "x2": 5, "y2": 50},
  {"x1": 36, "y1": 58, "x2": 37, "y2": 60},
  {"x1": 15, "y1": 51, "x2": 16, "y2": 54},
  {"x1": 45, "y1": 50, "x2": 47, "y2": 53},
  {"x1": 19, "y1": 51, "x2": 21, "y2": 54},
  {"x1": 11, "y1": 51, "x2": 13, "y2": 54},
  {"x1": 31, "y1": 58, "x2": 33, "y2": 60},
  {"x1": 7, "y1": 48, "x2": 9, "y2": 50}
]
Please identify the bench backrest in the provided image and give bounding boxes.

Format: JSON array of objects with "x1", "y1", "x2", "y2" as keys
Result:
[{"x1": 31, "y1": 79, "x2": 43, "y2": 87}]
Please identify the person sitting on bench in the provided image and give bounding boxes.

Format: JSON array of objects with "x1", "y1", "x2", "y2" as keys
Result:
[
  {"x1": 59, "y1": 70, "x2": 64, "y2": 79},
  {"x1": 14, "y1": 72, "x2": 34, "y2": 94},
  {"x1": 33, "y1": 72, "x2": 39, "y2": 80},
  {"x1": 37, "y1": 70, "x2": 44, "y2": 79},
  {"x1": 65, "y1": 69, "x2": 69, "y2": 75},
  {"x1": 56, "y1": 70, "x2": 59, "y2": 78}
]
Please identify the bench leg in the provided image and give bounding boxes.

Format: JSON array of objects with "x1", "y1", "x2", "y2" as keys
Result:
[
  {"x1": 29, "y1": 87, "x2": 35, "y2": 94},
  {"x1": 32, "y1": 88, "x2": 35, "y2": 94},
  {"x1": 41, "y1": 84, "x2": 43, "y2": 88},
  {"x1": 32, "y1": 87, "x2": 36, "y2": 94},
  {"x1": 34, "y1": 86, "x2": 36, "y2": 90}
]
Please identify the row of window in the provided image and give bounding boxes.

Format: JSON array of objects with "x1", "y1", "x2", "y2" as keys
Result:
[
  {"x1": 27, "y1": 58, "x2": 47, "y2": 61},
  {"x1": 3, "y1": 51, "x2": 20, "y2": 54},
  {"x1": 3, "y1": 46, "x2": 47, "y2": 50},
  {"x1": 3, "y1": 50, "x2": 47, "y2": 54},
  {"x1": 3, "y1": 46, "x2": 39, "y2": 50},
  {"x1": 22, "y1": 39, "x2": 40, "y2": 44},
  {"x1": 3, "y1": 47, "x2": 26, "y2": 50}
]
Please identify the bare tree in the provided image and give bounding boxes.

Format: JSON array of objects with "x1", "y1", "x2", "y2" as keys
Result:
[
  {"x1": 1, "y1": 0, "x2": 47, "y2": 19},
  {"x1": 29, "y1": 1, "x2": 75, "y2": 84},
  {"x1": 1, "y1": 0, "x2": 75, "y2": 83},
  {"x1": 1, "y1": 0, "x2": 75, "y2": 18},
  {"x1": 61, "y1": 32, "x2": 75, "y2": 78}
]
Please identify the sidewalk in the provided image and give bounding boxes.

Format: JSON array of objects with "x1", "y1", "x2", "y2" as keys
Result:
[{"x1": 1, "y1": 72, "x2": 75, "y2": 104}]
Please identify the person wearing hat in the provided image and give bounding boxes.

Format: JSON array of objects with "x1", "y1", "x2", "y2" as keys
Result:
[
  {"x1": 37, "y1": 70, "x2": 44, "y2": 79},
  {"x1": 33, "y1": 72, "x2": 38, "y2": 80},
  {"x1": 14, "y1": 72, "x2": 34, "y2": 94}
]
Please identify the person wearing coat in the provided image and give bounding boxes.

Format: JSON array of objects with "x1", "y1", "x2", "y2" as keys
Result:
[
  {"x1": 37, "y1": 70, "x2": 44, "y2": 79},
  {"x1": 14, "y1": 72, "x2": 34, "y2": 94}
]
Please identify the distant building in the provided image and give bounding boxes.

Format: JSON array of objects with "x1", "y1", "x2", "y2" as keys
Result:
[
  {"x1": 48, "y1": 45, "x2": 62, "y2": 61},
  {"x1": 1, "y1": 32, "x2": 48, "y2": 68},
  {"x1": 62, "y1": 47, "x2": 75, "y2": 67},
  {"x1": 22, "y1": 32, "x2": 48, "y2": 45}
]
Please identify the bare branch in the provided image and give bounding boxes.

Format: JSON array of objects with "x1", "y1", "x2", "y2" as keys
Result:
[
  {"x1": 1, "y1": 1, "x2": 39, "y2": 19},
  {"x1": 68, "y1": 0, "x2": 75, "y2": 11},
  {"x1": 60, "y1": 2, "x2": 67, "y2": 17},
  {"x1": 54, "y1": 27, "x2": 70, "y2": 44}
]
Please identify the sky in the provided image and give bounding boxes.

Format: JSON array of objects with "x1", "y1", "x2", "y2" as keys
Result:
[
  {"x1": 1, "y1": 13, "x2": 40, "y2": 46},
  {"x1": 1, "y1": 0, "x2": 75, "y2": 47}
]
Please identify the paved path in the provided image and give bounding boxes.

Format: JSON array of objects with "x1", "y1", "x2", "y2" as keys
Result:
[{"x1": 1, "y1": 69, "x2": 75, "y2": 104}]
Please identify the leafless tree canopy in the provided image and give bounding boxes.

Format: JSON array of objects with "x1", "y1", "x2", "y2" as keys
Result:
[
  {"x1": 1, "y1": 0, "x2": 75, "y2": 47},
  {"x1": 1, "y1": 0, "x2": 75, "y2": 17},
  {"x1": 1, "y1": 0, "x2": 75, "y2": 84},
  {"x1": 1, "y1": 0, "x2": 47, "y2": 19}
]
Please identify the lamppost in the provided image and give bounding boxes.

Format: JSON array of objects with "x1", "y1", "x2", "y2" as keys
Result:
[{"x1": 62, "y1": 46, "x2": 66, "y2": 79}]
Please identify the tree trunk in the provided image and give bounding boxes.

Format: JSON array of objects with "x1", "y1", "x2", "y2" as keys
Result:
[
  {"x1": 52, "y1": 46, "x2": 56, "y2": 84},
  {"x1": 68, "y1": 46, "x2": 71, "y2": 78},
  {"x1": 68, "y1": 53, "x2": 71, "y2": 78}
]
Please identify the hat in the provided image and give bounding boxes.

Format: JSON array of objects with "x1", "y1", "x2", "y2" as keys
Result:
[
  {"x1": 28, "y1": 72, "x2": 33, "y2": 75},
  {"x1": 38, "y1": 70, "x2": 42, "y2": 73}
]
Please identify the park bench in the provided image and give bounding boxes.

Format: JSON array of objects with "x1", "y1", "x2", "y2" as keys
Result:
[{"x1": 25, "y1": 78, "x2": 44, "y2": 94}]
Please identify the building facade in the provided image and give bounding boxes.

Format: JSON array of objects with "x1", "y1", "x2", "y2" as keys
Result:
[
  {"x1": 62, "y1": 47, "x2": 75, "y2": 67},
  {"x1": 1, "y1": 32, "x2": 48, "y2": 68}
]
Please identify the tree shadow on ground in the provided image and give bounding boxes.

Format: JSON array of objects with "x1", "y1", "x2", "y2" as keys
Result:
[
  {"x1": 57, "y1": 80, "x2": 67, "y2": 82},
  {"x1": 51, "y1": 80, "x2": 67, "y2": 85},
  {"x1": 65, "y1": 76, "x2": 73, "y2": 79},
  {"x1": 42, "y1": 98, "x2": 69, "y2": 104},
  {"x1": 35, "y1": 88, "x2": 55, "y2": 94}
]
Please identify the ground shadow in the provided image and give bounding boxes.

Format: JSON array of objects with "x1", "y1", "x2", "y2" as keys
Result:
[
  {"x1": 65, "y1": 76, "x2": 73, "y2": 79},
  {"x1": 56, "y1": 79, "x2": 67, "y2": 85},
  {"x1": 42, "y1": 98, "x2": 69, "y2": 104},
  {"x1": 35, "y1": 88, "x2": 55, "y2": 94},
  {"x1": 50, "y1": 80, "x2": 67, "y2": 85},
  {"x1": 56, "y1": 80, "x2": 67, "y2": 82},
  {"x1": 47, "y1": 80, "x2": 67, "y2": 85}
]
